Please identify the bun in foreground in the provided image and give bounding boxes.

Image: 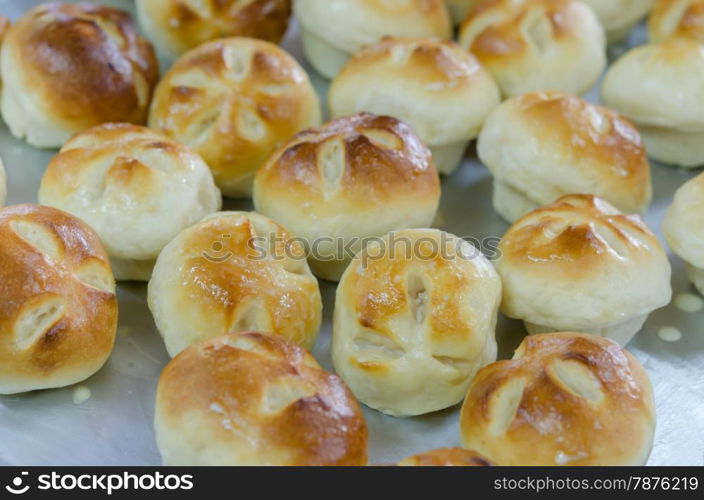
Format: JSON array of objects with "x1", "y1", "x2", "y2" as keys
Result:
[
  {"x1": 460, "y1": 332, "x2": 656, "y2": 466},
  {"x1": 155, "y1": 332, "x2": 368, "y2": 465},
  {"x1": 0, "y1": 204, "x2": 117, "y2": 394}
]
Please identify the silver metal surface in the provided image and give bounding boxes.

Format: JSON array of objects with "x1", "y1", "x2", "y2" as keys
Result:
[{"x1": 0, "y1": 0, "x2": 702, "y2": 466}]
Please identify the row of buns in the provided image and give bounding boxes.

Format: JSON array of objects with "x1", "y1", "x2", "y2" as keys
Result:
[
  {"x1": 0, "y1": 193, "x2": 670, "y2": 463},
  {"x1": 2, "y1": 1, "x2": 703, "y2": 194},
  {"x1": 0, "y1": 0, "x2": 700, "y2": 467},
  {"x1": 0, "y1": 197, "x2": 662, "y2": 465},
  {"x1": 154, "y1": 330, "x2": 655, "y2": 466}
]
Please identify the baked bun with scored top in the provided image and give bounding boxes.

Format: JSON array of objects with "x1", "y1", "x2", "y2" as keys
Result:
[
  {"x1": 149, "y1": 37, "x2": 321, "y2": 197},
  {"x1": 293, "y1": 0, "x2": 452, "y2": 79},
  {"x1": 0, "y1": 156, "x2": 6, "y2": 207},
  {"x1": 329, "y1": 37, "x2": 501, "y2": 174},
  {"x1": 460, "y1": 332, "x2": 656, "y2": 466},
  {"x1": 148, "y1": 211, "x2": 322, "y2": 357},
  {"x1": 477, "y1": 91, "x2": 652, "y2": 223},
  {"x1": 458, "y1": 0, "x2": 606, "y2": 97},
  {"x1": 602, "y1": 39, "x2": 704, "y2": 167},
  {"x1": 581, "y1": 0, "x2": 656, "y2": 42},
  {"x1": 136, "y1": 0, "x2": 291, "y2": 60},
  {"x1": 495, "y1": 195, "x2": 672, "y2": 345},
  {"x1": 649, "y1": 0, "x2": 704, "y2": 43},
  {"x1": 398, "y1": 447, "x2": 494, "y2": 466},
  {"x1": 155, "y1": 332, "x2": 368, "y2": 466},
  {"x1": 663, "y1": 172, "x2": 704, "y2": 295},
  {"x1": 0, "y1": 2, "x2": 159, "y2": 149},
  {"x1": 253, "y1": 113, "x2": 441, "y2": 282},
  {"x1": 446, "y1": 0, "x2": 483, "y2": 25},
  {"x1": 332, "y1": 229, "x2": 501, "y2": 417},
  {"x1": 0, "y1": 204, "x2": 117, "y2": 394},
  {"x1": 38, "y1": 123, "x2": 222, "y2": 282}
]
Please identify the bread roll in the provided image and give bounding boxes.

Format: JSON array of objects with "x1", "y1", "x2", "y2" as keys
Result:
[
  {"x1": 329, "y1": 37, "x2": 500, "y2": 174},
  {"x1": 149, "y1": 37, "x2": 321, "y2": 197},
  {"x1": 446, "y1": 0, "x2": 482, "y2": 24},
  {"x1": 332, "y1": 229, "x2": 501, "y2": 416},
  {"x1": 460, "y1": 332, "x2": 656, "y2": 466},
  {"x1": 148, "y1": 211, "x2": 322, "y2": 357},
  {"x1": 0, "y1": 156, "x2": 6, "y2": 207},
  {"x1": 581, "y1": 0, "x2": 656, "y2": 42},
  {"x1": 136, "y1": 0, "x2": 291, "y2": 60},
  {"x1": 458, "y1": 0, "x2": 606, "y2": 97},
  {"x1": 293, "y1": 0, "x2": 452, "y2": 79},
  {"x1": 155, "y1": 332, "x2": 368, "y2": 465},
  {"x1": 0, "y1": 204, "x2": 117, "y2": 394},
  {"x1": 253, "y1": 113, "x2": 441, "y2": 282},
  {"x1": 649, "y1": 0, "x2": 704, "y2": 43},
  {"x1": 663, "y1": 172, "x2": 704, "y2": 295},
  {"x1": 0, "y1": 3, "x2": 158, "y2": 149},
  {"x1": 398, "y1": 448, "x2": 493, "y2": 466},
  {"x1": 478, "y1": 91, "x2": 652, "y2": 223},
  {"x1": 38, "y1": 123, "x2": 222, "y2": 282},
  {"x1": 495, "y1": 195, "x2": 672, "y2": 345},
  {"x1": 602, "y1": 39, "x2": 704, "y2": 167}
]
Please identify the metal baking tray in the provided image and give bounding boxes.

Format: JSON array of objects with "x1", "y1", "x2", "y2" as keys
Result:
[{"x1": 1, "y1": 0, "x2": 702, "y2": 466}]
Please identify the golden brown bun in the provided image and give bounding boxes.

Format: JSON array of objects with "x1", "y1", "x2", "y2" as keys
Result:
[
  {"x1": 495, "y1": 195, "x2": 671, "y2": 345},
  {"x1": 332, "y1": 229, "x2": 501, "y2": 416},
  {"x1": 649, "y1": 0, "x2": 704, "y2": 43},
  {"x1": 155, "y1": 332, "x2": 368, "y2": 465},
  {"x1": 458, "y1": 0, "x2": 606, "y2": 97},
  {"x1": 136, "y1": 0, "x2": 291, "y2": 60},
  {"x1": 329, "y1": 37, "x2": 500, "y2": 174},
  {"x1": 478, "y1": 91, "x2": 652, "y2": 222},
  {"x1": 398, "y1": 447, "x2": 494, "y2": 466},
  {"x1": 149, "y1": 37, "x2": 321, "y2": 197},
  {"x1": 0, "y1": 204, "x2": 117, "y2": 394},
  {"x1": 253, "y1": 113, "x2": 441, "y2": 281},
  {"x1": 294, "y1": 0, "x2": 452, "y2": 78},
  {"x1": 148, "y1": 211, "x2": 322, "y2": 357},
  {"x1": 460, "y1": 332, "x2": 656, "y2": 466},
  {"x1": 38, "y1": 123, "x2": 222, "y2": 282},
  {"x1": 0, "y1": 2, "x2": 158, "y2": 149}
]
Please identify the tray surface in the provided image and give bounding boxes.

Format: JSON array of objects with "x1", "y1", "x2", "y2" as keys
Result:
[{"x1": 0, "y1": 0, "x2": 702, "y2": 466}]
